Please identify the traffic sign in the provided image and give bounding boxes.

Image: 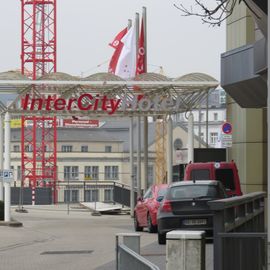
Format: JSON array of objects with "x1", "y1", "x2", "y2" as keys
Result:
[
  {"x1": 221, "y1": 134, "x2": 232, "y2": 148},
  {"x1": 222, "y1": 122, "x2": 232, "y2": 134},
  {"x1": 2, "y1": 169, "x2": 14, "y2": 183}
]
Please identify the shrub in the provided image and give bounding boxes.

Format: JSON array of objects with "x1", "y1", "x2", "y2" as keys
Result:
[{"x1": 0, "y1": 200, "x2": 4, "y2": 220}]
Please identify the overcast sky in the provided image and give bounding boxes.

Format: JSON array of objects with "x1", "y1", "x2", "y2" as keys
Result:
[{"x1": 0, "y1": 0, "x2": 225, "y2": 81}]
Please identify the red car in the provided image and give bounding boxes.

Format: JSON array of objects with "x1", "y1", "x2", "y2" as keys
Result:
[{"x1": 134, "y1": 184, "x2": 168, "y2": 233}]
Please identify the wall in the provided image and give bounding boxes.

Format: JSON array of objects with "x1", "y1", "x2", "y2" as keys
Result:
[{"x1": 226, "y1": 1, "x2": 267, "y2": 192}]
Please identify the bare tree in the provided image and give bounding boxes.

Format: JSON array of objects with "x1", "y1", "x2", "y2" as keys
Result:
[{"x1": 174, "y1": 0, "x2": 252, "y2": 26}]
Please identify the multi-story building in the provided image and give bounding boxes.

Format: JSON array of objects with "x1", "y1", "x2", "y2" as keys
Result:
[
  {"x1": 220, "y1": 0, "x2": 267, "y2": 193},
  {"x1": 174, "y1": 88, "x2": 227, "y2": 147},
  {"x1": 9, "y1": 118, "x2": 203, "y2": 203}
]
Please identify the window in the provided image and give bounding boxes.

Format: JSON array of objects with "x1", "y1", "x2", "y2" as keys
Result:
[
  {"x1": 85, "y1": 190, "x2": 99, "y2": 202},
  {"x1": 25, "y1": 145, "x2": 32, "y2": 152},
  {"x1": 104, "y1": 166, "x2": 119, "y2": 180},
  {"x1": 147, "y1": 166, "x2": 154, "y2": 188},
  {"x1": 64, "y1": 190, "x2": 79, "y2": 202},
  {"x1": 13, "y1": 145, "x2": 20, "y2": 152},
  {"x1": 17, "y1": 166, "x2": 21, "y2": 180},
  {"x1": 219, "y1": 90, "x2": 226, "y2": 104},
  {"x1": 84, "y1": 166, "x2": 99, "y2": 180},
  {"x1": 213, "y1": 113, "x2": 218, "y2": 121},
  {"x1": 104, "y1": 189, "x2": 113, "y2": 202},
  {"x1": 199, "y1": 113, "x2": 204, "y2": 122},
  {"x1": 105, "y1": 146, "x2": 112, "y2": 153},
  {"x1": 81, "y1": 145, "x2": 88, "y2": 152},
  {"x1": 133, "y1": 165, "x2": 137, "y2": 188},
  {"x1": 200, "y1": 132, "x2": 204, "y2": 140},
  {"x1": 210, "y1": 132, "x2": 218, "y2": 145},
  {"x1": 169, "y1": 185, "x2": 221, "y2": 200},
  {"x1": 64, "y1": 166, "x2": 79, "y2": 180},
  {"x1": 191, "y1": 169, "x2": 210, "y2": 180},
  {"x1": 62, "y1": 145, "x2": 72, "y2": 152},
  {"x1": 215, "y1": 169, "x2": 235, "y2": 191},
  {"x1": 143, "y1": 187, "x2": 153, "y2": 199}
]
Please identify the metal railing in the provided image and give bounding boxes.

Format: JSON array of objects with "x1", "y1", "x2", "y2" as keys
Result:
[
  {"x1": 116, "y1": 233, "x2": 160, "y2": 270},
  {"x1": 208, "y1": 192, "x2": 266, "y2": 270}
]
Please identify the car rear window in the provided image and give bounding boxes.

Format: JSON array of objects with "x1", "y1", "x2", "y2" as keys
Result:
[
  {"x1": 168, "y1": 185, "x2": 220, "y2": 200},
  {"x1": 190, "y1": 169, "x2": 210, "y2": 180},
  {"x1": 215, "y1": 169, "x2": 235, "y2": 191}
]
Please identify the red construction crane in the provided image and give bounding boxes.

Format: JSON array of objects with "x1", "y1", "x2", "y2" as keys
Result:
[{"x1": 21, "y1": 0, "x2": 57, "y2": 204}]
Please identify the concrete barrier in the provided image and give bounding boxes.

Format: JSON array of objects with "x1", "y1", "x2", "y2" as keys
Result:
[{"x1": 166, "y1": 230, "x2": 205, "y2": 270}]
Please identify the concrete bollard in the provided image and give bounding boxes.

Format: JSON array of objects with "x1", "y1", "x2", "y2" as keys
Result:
[
  {"x1": 166, "y1": 230, "x2": 205, "y2": 270},
  {"x1": 116, "y1": 233, "x2": 141, "y2": 270},
  {"x1": 116, "y1": 233, "x2": 141, "y2": 253}
]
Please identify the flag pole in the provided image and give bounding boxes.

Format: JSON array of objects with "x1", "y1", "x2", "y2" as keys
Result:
[
  {"x1": 128, "y1": 19, "x2": 135, "y2": 217},
  {"x1": 142, "y1": 7, "x2": 149, "y2": 192},
  {"x1": 135, "y1": 12, "x2": 142, "y2": 198}
]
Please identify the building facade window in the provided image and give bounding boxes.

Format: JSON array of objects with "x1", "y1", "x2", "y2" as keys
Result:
[
  {"x1": 84, "y1": 166, "x2": 99, "y2": 180},
  {"x1": 104, "y1": 166, "x2": 119, "y2": 180},
  {"x1": 210, "y1": 132, "x2": 218, "y2": 145},
  {"x1": 105, "y1": 145, "x2": 112, "y2": 153},
  {"x1": 200, "y1": 113, "x2": 204, "y2": 122},
  {"x1": 213, "y1": 113, "x2": 218, "y2": 121},
  {"x1": 62, "y1": 145, "x2": 73, "y2": 152},
  {"x1": 25, "y1": 145, "x2": 33, "y2": 152},
  {"x1": 200, "y1": 132, "x2": 204, "y2": 140},
  {"x1": 81, "y1": 145, "x2": 88, "y2": 152},
  {"x1": 84, "y1": 190, "x2": 99, "y2": 202},
  {"x1": 64, "y1": 190, "x2": 79, "y2": 202},
  {"x1": 13, "y1": 145, "x2": 20, "y2": 152},
  {"x1": 147, "y1": 165, "x2": 154, "y2": 188},
  {"x1": 64, "y1": 166, "x2": 79, "y2": 180},
  {"x1": 219, "y1": 90, "x2": 226, "y2": 104},
  {"x1": 104, "y1": 189, "x2": 113, "y2": 202},
  {"x1": 17, "y1": 166, "x2": 21, "y2": 180}
]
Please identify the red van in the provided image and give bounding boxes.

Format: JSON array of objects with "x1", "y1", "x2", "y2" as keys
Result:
[{"x1": 184, "y1": 162, "x2": 242, "y2": 196}]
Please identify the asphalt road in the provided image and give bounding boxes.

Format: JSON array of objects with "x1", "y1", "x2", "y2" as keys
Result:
[{"x1": 0, "y1": 204, "x2": 213, "y2": 270}]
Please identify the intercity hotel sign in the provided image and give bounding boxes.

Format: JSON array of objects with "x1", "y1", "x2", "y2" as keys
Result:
[{"x1": 21, "y1": 93, "x2": 186, "y2": 115}]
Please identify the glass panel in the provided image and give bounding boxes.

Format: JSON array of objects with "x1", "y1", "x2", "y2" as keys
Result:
[
  {"x1": 191, "y1": 169, "x2": 210, "y2": 180},
  {"x1": 215, "y1": 169, "x2": 235, "y2": 191},
  {"x1": 169, "y1": 185, "x2": 219, "y2": 200}
]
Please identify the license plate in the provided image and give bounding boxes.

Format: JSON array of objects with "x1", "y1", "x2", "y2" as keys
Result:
[{"x1": 182, "y1": 219, "x2": 207, "y2": 226}]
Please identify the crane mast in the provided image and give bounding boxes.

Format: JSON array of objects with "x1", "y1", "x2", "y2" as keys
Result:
[{"x1": 21, "y1": 0, "x2": 57, "y2": 204}]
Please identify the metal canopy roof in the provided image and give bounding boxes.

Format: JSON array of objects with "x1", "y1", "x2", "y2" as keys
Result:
[{"x1": 0, "y1": 71, "x2": 219, "y2": 117}]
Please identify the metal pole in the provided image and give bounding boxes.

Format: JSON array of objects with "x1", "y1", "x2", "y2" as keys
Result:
[
  {"x1": 4, "y1": 112, "x2": 11, "y2": 222},
  {"x1": 198, "y1": 104, "x2": 202, "y2": 148},
  {"x1": 267, "y1": 0, "x2": 270, "y2": 244},
  {"x1": 142, "y1": 7, "x2": 148, "y2": 192},
  {"x1": 127, "y1": 19, "x2": 135, "y2": 217},
  {"x1": 0, "y1": 114, "x2": 3, "y2": 201},
  {"x1": 135, "y1": 13, "x2": 142, "y2": 198},
  {"x1": 129, "y1": 117, "x2": 134, "y2": 217},
  {"x1": 206, "y1": 90, "x2": 209, "y2": 148},
  {"x1": 188, "y1": 112, "x2": 194, "y2": 163},
  {"x1": 167, "y1": 116, "x2": 173, "y2": 184},
  {"x1": 67, "y1": 176, "x2": 70, "y2": 215}
]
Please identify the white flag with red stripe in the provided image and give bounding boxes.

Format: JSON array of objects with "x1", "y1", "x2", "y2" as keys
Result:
[
  {"x1": 115, "y1": 25, "x2": 136, "y2": 79},
  {"x1": 108, "y1": 27, "x2": 128, "y2": 74}
]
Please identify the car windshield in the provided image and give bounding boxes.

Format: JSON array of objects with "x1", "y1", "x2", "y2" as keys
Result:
[{"x1": 168, "y1": 185, "x2": 220, "y2": 200}]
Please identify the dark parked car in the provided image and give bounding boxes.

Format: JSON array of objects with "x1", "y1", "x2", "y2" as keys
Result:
[
  {"x1": 134, "y1": 184, "x2": 168, "y2": 233},
  {"x1": 157, "y1": 180, "x2": 227, "y2": 244}
]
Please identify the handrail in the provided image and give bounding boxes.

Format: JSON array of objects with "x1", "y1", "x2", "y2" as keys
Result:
[
  {"x1": 208, "y1": 191, "x2": 265, "y2": 210},
  {"x1": 209, "y1": 192, "x2": 266, "y2": 270}
]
